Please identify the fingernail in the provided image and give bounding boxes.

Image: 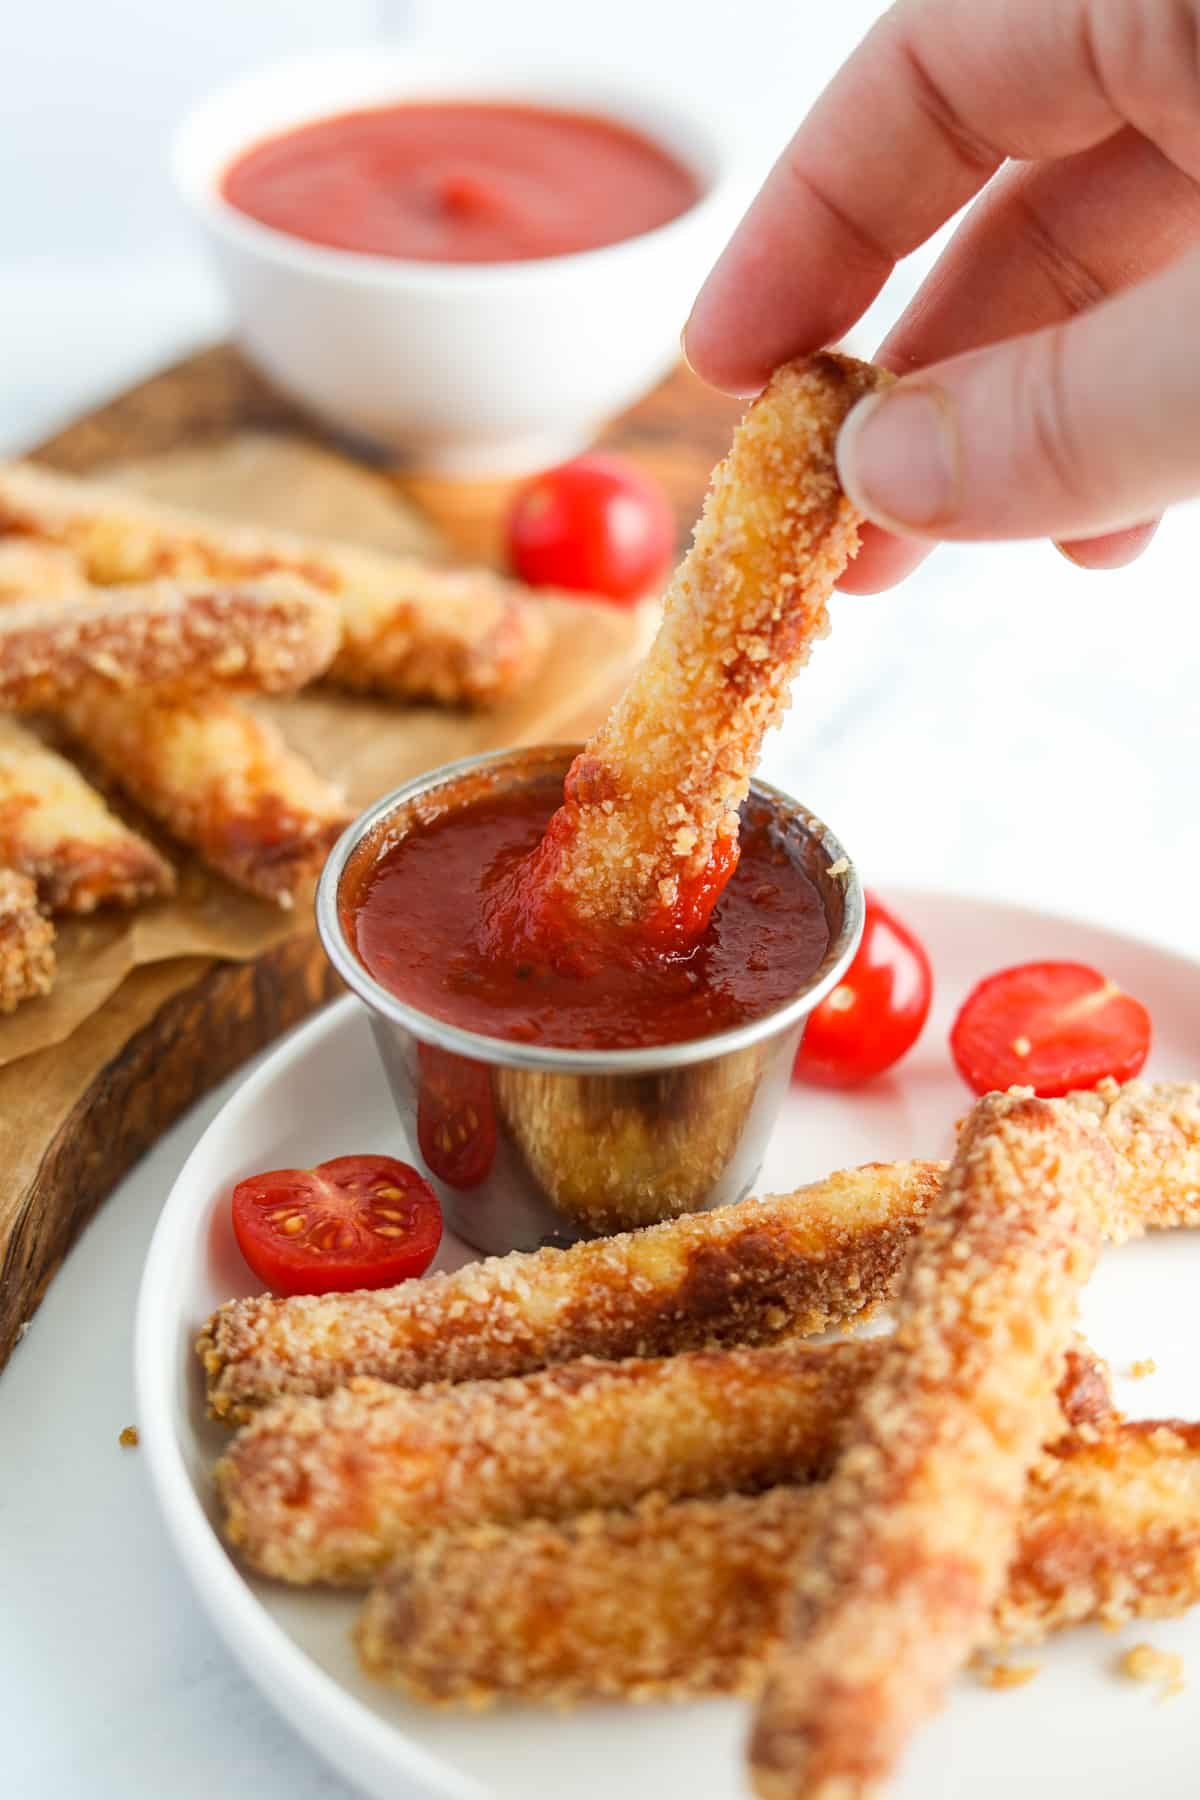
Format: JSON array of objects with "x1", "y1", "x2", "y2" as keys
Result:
[
  {"x1": 836, "y1": 384, "x2": 959, "y2": 532},
  {"x1": 1052, "y1": 539, "x2": 1088, "y2": 568}
]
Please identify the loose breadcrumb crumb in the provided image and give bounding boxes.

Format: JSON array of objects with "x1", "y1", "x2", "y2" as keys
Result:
[
  {"x1": 826, "y1": 857, "x2": 849, "y2": 878},
  {"x1": 979, "y1": 1662, "x2": 1041, "y2": 1690},
  {"x1": 1121, "y1": 1643, "x2": 1184, "y2": 1698},
  {"x1": 118, "y1": 1425, "x2": 139, "y2": 1448},
  {"x1": 1129, "y1": 1359, "x2": 1158, "y2": 1380}
]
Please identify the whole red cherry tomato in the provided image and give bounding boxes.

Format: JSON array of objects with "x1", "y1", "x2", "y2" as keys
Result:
[
  {"x1": 232, "y1": 1155, "x2": 441, "y2": 1295},
  {"x1": 793, "y1": 892, "x2": 933, "y2": 1088},
  {"x1": 950, "y1": 960, "x2": 1151, "y2": 1098},
  {"x1": 506, "y1": 452, "x2": 675, "y2": 603}
]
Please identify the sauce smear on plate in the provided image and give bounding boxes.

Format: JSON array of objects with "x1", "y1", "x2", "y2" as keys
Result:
[{"x1": 222, "y1": 101, "x2": 700, "y2": 263}]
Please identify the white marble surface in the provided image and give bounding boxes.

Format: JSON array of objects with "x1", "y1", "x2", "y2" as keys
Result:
[{"x1": 2, "y1": 1, "x2": 1198, "y2": 1796}]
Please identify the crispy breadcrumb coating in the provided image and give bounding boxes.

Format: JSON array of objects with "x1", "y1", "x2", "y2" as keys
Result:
[
  {"x1": 0, "y1": 866, "x2": 55, "y2": 1011},
  {"x1": 0, "y1": 461, "x2": 549, "y2": 707},
  {"x1": 199, "y1": 1080, "x2": 1200, "y2": 1419},
  {"x1": 199, "y1": 1161, "x2": 944, "y2": 1423},
  {"x1": 748, "y1": 1093, "x2": 1115, "y2": 1800},
  {"x1": 0, "y1": 537, "x2": 88, "y2": 600},
  {"x1": 356, "y1": 1422, "x2": 1200, "y2": 1708},
  {"x1": 0, "y1": 716, "x2": 174, "y2": 911},
  {"x1": 61, "y1": 692, "x2": 349, "y2": 907},
  {"x1": 516, "y1": 354, "x2": 888, "y2": 941},
  {"x1": 0, "y1": 578, "x2": 339, "y2": 707},
  {"x1": 214, "y1": 1340, "x2": 1111, "y2": 1587},
  {"x1": 1070, "y1": 1078, "x2": 1200, "y2": 1237}
]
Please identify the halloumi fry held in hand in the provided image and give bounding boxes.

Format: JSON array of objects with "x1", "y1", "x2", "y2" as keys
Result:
[
  {"x1": 0, "y1": 461, "x2": 549, "y2": 707},
  {"x1": 0, "y1": 867, "x2": 55, "y2": 1012},
  {"x1": 216, "y1": 1342, "x2": 1112, "y2": 1588},
  {"x1": 199, "y1": 1079, "x2": 1200, "y2": 1421},
  {"x1": 0, "y1": 717, "x2": 174, "y2": 911},
  {"x1": 356, "y1": 1422, "x2": 1200, "y2": 1707},
  {"x1": 0, "y1": 579, "x2": 339, "y2": 708},
  {"x1": 492, "y1": 355, "x2": 888, "y2": 951},
  {"x1": 749, "y1": 1092, "x2": 1115, "y2": 1800},
  {"x1": 61, "y1": 692, "x2": 349, "y2": 907},
  {"x1": 199, "y1": 1161, "x2": 944, "y2": 1423}
]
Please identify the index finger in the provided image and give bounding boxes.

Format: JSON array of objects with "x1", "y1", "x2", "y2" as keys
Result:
[{"x1": 684, "y1": 0, "x2": 1134, "y2": 393}]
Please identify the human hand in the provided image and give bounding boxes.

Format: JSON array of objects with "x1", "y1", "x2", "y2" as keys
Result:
[{"x1": 684, "y1": 0, "x2": 1200, "y2": 591}]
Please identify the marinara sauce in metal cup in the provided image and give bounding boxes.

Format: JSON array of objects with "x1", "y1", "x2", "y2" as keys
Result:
[{"x1": 316, "y1": 745, "x2": 863, "y2": 1255}]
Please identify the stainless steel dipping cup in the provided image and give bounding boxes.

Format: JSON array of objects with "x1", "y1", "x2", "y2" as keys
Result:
[{"x1": 316, "y1": 745, "x2": 863, "y2": 1255}]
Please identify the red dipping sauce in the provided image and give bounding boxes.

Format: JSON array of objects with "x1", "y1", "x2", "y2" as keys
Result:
[
  {"x1": 345, "y1": 773, "x2": 831, "y2": 1052},
  {"x1": 221, "y1": 101, "x2": 701, "y2": 264}
]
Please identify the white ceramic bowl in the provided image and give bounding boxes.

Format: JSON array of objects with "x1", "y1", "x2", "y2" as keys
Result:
[{"x1": 172, "y1": 50, "x2": 749, "y2": 475}]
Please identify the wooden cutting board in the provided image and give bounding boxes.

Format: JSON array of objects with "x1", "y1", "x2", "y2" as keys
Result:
[{"x1": 0, "y1": 345, "x2": 741, "y2": 1369}]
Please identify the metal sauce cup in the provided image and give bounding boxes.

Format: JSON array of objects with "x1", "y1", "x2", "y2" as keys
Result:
[{"x1": 316, "y1": 745, "x2": 863, "y2": 1254}]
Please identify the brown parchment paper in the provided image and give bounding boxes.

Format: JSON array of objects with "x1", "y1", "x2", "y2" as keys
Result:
[{"x1": 0, "y1": 433, "x2": 657, "y2": 1068}]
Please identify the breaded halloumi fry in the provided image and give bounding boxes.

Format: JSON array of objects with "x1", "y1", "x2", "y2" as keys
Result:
[
  {"x1": 356, "y1": 1421, "x2": 1200, "y2": 1708},
  {"x1": 495, "y1": 354, "x2": 888, "y2": 948},
  {"x1": 749, "y1": 1092, "x2": 1115, "y2": 1800},
  {"x1": 61, "y1": 691, "x2": 350, "y2": 908},
  {"x1": 0, "y1": 461, "x2": 549, "y2": 707},
  {"x1": 216, "y1": 1342, "x2": 1111, "y2": 1588},
  {"x1": 0, "y1": 717, "x2": 174, "y2": 911},
  {"x1": 198, "y1": 1080, "x2": 1200, "y2": 1421},
  {"x1": 198, "y1": 1161, "x2": 944, "y2": 1423},
  {"x1": 0, "y1": 866, "x2": 55, "y2": 1012},
  {"x1": 0, "y1": 538, "x2": 88, "y2": 601},
  {"x1": 0, "y1": 578, "x2": 339, "y2": 708}
]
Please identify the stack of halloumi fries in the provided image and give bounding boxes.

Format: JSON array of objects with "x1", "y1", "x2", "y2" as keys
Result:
[
  {"x1": 198, "y1": 1078, "x2": 1200, "y2": 1781},
  {"x1": 0, "y1": 462, "x2": 553, "y2": 1011}
]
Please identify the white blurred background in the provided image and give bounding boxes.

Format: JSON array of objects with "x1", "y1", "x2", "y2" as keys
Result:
[{"x1": 2, "y1": 0, "x2": 1196, "y2": 955}]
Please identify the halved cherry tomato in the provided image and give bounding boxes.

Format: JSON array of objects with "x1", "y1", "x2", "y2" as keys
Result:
[
  {"x1": 950, "y1": 960, "x2": 1151, "y2": 1098},
  {"x1": 506, "y1": 452, "x2": 675, "y2": 604},
  {"x1": 231, "y1": 1154, "x2": 441, "y2": 1295},
  {"x1": 793, "y1": 891, "x2": 933, "y2": 1088},
  {"x1": 417, "y1": 1044, "x2": 497, "y2": 1189}
]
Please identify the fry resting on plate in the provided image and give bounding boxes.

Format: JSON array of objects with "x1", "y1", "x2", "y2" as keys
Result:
[
  {"x1": 199, "y1": 1159, "x2": 944, "y2": 1421},
  {"x1": 356, "y1": 1422, "x2": 1200, "y2": 1707},
  {"x1": 200, "y1": 1079, "x2": 1200, "y2": 1420},
  {"x1": 215, "y1": 1340, "x2": 1112, "y2": 1588},
  {"x1": 749, "y1": 1091, "x2": 1114, "y2": 1800}
]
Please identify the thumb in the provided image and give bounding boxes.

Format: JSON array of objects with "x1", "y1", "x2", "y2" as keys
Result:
[{"x1": 836, "y1": 247, "x2": 1200, "y2": 543}]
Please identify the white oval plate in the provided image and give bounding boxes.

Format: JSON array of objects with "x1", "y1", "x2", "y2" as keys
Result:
[{"x1": 136, "y1": 889, "x2": 1200, "y2": 1800}]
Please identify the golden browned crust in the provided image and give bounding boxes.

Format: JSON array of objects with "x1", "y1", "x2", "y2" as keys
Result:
[
  {"x1": 1069, "y1": 1077, "x2": 1200, "y2": 1237},
  {"x1": 0, "y1": 461, "x2": 549, "y2": 707},
  {"x1": 0, "y1": 578, "x2": 340, "y2": 707},
  {"x1": 198, "y1": 1161, "x2": 944, "y2": 1423},
  {"x1": 355, "y1": 1421, "x2": 1200, "y2": 1708},
  {"x1": 0, "y1": 537, "x2": 89, "y2": 600},
  {"x1": 61, "y1": 692, "x2": 349, "y2": 907},
  {"x1": 748, "y1": 1093, "x2": 1115, "y2": 1800},
  {"x1": 198, "y1": 1080, "x2": 1200, "y2": 1421},
  {"x1": 0, "y1": 866, "x2": 55, "y2": 1012},
  {"x1": 215, "y1": 1340, "x2": 1111, "y2": 1588},
  {"x1": 0, "y1": 716, "x2": 175, "y2": 912},
  {"x1": 535, "y1": 355, "x2": 889, "y2": 932}
]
